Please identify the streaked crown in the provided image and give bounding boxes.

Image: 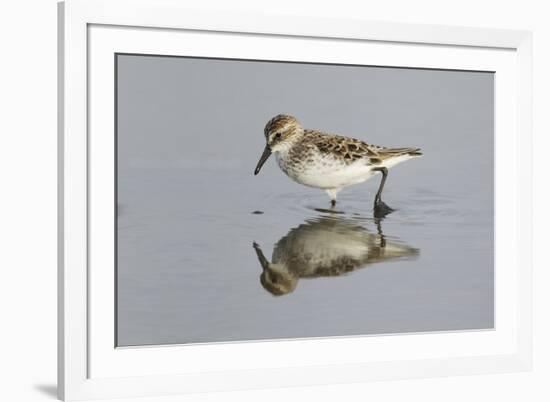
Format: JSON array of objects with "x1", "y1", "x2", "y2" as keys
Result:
[{"x1": 263, "y1": 114, "x2": 303, "y2": 149}]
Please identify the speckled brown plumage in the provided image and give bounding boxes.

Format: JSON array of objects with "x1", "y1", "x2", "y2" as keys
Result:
[
  {"x1": 254, "y1": 114, "x2": 422, "y2": 211},
  {"x1": 298, "y1": 129, "x2": 422, "y2": 165}
]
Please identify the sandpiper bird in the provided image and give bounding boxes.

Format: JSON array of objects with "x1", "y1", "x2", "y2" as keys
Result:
[
  {"x1": 254, "y1": 114, "x2": 422, "y2": 216},
  {"x1": 253, "y1": 216, "x2": 418, "y2": 296}
]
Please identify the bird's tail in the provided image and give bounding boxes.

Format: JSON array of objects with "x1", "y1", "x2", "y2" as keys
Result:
[
  {"x1": 375, "y1": 147, "x2": 423, "y2": 161},
  {"x1": 384, "y1": 147, "x2": 422, "y2": 156}
]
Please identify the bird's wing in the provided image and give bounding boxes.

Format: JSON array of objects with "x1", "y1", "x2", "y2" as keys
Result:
[
  {"x1": 304, "y1": 130, "x2": 422, "y2": 165},
  {"x1": 305, "y1": 130, "x2": 380, "y2": 164}
]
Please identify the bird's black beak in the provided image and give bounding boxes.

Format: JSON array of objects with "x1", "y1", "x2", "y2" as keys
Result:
[
  {"x1": 254, "y1": 145, "x2": 272, "y2": 175},
  {"x1": 253, "y1": 242, "x2": 269, "y2": 271}
]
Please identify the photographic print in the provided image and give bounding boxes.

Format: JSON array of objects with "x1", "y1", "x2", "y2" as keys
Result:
[{"x1": 115, "y1": 54, "x2": 494, "y2": 346}]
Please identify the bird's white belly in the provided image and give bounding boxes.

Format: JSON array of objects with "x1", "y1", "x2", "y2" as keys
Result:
[{"x1": 277, "y1": 153, "x2": 376, "y2": 189}]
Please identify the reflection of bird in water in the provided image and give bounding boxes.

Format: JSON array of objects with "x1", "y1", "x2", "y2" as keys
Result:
[{"x1": 253, "y1": 216, "x2": 418, "y2": 296}]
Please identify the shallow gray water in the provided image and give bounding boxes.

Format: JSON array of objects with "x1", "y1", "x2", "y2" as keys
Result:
[{"x1": 116, "y1": 55, "x2": 494, "y2": 346}]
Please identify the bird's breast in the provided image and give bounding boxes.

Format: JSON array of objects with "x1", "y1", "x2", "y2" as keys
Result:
[{"x1": 275, "y1": 150, "x2": 375, "y2": 189}]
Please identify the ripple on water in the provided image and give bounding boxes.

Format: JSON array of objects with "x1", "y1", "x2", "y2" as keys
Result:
[
  {"x1": 254, "y1": 189, "x2": 387, "y2": 223},
  {"x1": 247, "y1": 186, "x2": 472, "y2": 230},
  {"x1": 311, "y1": 207, "x2": 345, "y2": 215}
]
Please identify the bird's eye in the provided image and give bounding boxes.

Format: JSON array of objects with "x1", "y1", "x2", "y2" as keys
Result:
[{"x1": 275, "y1": 133, "x2": 282, "y2": 139}]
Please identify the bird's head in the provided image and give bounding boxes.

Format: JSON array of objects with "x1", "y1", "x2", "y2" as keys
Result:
[
  {"x1": 260, "y1": 264, "x2": 298, "y2": 296},
  {"x1": 254, "y1": 114, "x2": 304, "y2": 175}
]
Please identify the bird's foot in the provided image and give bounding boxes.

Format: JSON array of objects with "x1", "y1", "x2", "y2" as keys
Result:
[{"x1": 373, "y1": 200, "x2": 394, "y2": 219}]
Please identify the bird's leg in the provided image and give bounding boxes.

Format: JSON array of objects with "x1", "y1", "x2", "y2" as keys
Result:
[
  {"x1": 373, "y1": 167, "x2": 394, "y2": 218},
  {"x1": 326, "y1": 188, "x2": 340, "y2": 209},
  {"x1": 373, "y1": 167, "x2": 388, "y2": 205},
  {"x1": 375, "y1": 218, "x2": 387, "y2": 248}
]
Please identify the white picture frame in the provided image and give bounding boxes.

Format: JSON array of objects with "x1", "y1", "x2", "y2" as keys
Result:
[{"x1": 58, "y1": 0, "x2": 533, "y2": 400}]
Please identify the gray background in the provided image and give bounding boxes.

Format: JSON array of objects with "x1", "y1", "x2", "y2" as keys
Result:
[{"x1": 116, "y1": 54, "x2": 494, "y2": 346}]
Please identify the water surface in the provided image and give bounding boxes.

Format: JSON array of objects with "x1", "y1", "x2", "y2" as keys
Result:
[{"x1": 116, "y1": 55, "x2": 494, "y2": 346}]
